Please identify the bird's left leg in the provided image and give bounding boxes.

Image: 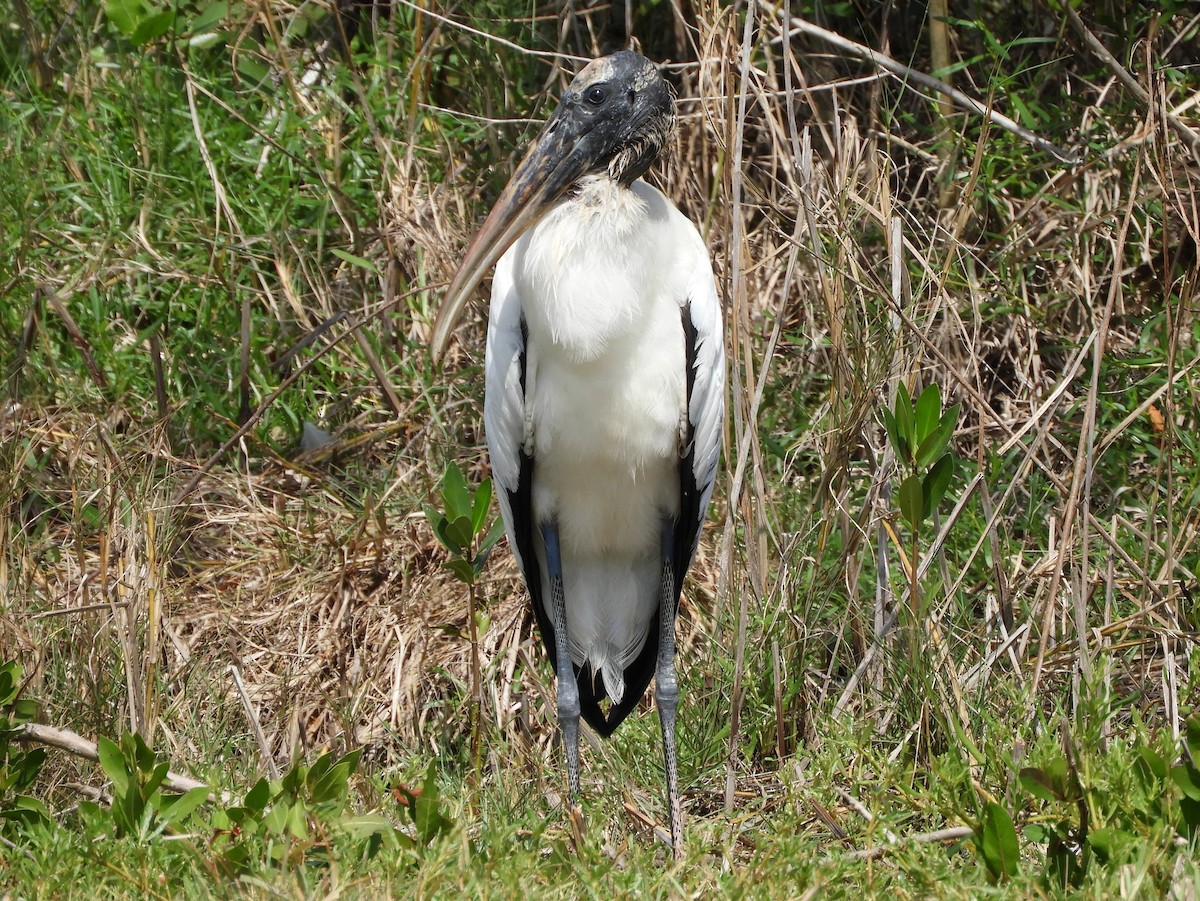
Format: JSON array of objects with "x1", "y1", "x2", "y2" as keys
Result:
[
  {"x1": 655, "y1": 519, "x2": 683, "y2": 860},
  {"x1": 541, "y1": 521, "x2": 582, "y2": 800}
]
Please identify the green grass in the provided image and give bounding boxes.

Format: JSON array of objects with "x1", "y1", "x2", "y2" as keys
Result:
[{"x1": 2, "y1": 0, "x2": 1200, "y2": 897}]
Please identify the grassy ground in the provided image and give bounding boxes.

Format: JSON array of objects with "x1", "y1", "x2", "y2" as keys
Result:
[{"x1": 2, "y1": 0, "x2": 1199, "y2": 896}]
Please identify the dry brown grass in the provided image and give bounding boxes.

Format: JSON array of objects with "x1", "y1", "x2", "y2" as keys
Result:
[{"x1": 3, "y1": 1, "x2": 1198, "y2": 816}]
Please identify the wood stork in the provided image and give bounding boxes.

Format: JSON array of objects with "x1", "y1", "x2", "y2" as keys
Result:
[{"x1": 430, "y1": 50, "x2": 724, "y2": 857}]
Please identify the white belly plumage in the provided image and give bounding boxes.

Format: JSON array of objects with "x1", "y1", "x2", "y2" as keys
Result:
[{"x1": 505, "y1": 177, "x2": 689, "y2": 702}]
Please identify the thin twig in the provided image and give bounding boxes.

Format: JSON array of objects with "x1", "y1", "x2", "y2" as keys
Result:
[
  {"x1": 758, "y1": 3, "x2": 1079, "y2": 164},
  {"x1": 845, "y1": 825, "x2": 975, "y2": 861},
  {"x1": 18, "y1": 723, "x2": 219, "y2": 798},
  {"x1": 229, "y1": 665, "x2": 281, "y2": 781},
  {"x1": 1063, "y1": 5, "x2": 1200, "y2": 154}
]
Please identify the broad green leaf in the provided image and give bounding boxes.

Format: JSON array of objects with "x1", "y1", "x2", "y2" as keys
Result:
[
  {"x1": 1135, "y1": 747, "x2": 1166, "y2": 785},
  {"x1": 97, "y1": 736, "x2": 130, "y2": 795},
  {"x1": 235, "y1": 56, "x2": 269, "y2": 84},
  {"x1": 914, "y1": 429, "x2": 949, "y2": 470},
  {"x1": 471, "y1": 478, "x2": 492, "y2": 535},
  {"x1": 305, "y1": 751, "x2": 334, "y2": 792},
  {"x1": 1186, "y1": 716, "x2": 1200, "y2": 765},
  {"x1": 244, "y1": 777, "x2": 270, "y2": 812},
  {"x1": 340, "y1": 813, "x2": 399, "y2": 840},
  {"x1": 143, "y1": 760, "x2": 169, "y2": 798},
  {"x1": 1021, "y1": 763, "x2": 1068, "y2": 802},
  {"x1": 11, "y1": 698, "x2": 39, "y2": 722},
  {"x1": 159, "y1": 785, "x2": 209, "y2": 824},
  {"x1": 129, "y1": 731, "x2": 156, "y2": 774},
  {"x1": 287, "y1": 800, "x2": 308, "y2": 839},
  {"x1": 311, "y1": 750, "x2": 360, "y2": 805},
  {"x1": 104, "y1": 0, "x2": 145, "y2": 36},
  {"x1": 1171, "y1": 763, "x2": 1200, "y2": 801},
  {"x1": 914, "y1": 383, "x2": 942, "y2": 442},
  {"x1": 441, "y1": 464, "x2": 471, "y2": 521},
  {"x1": 1023, "y1": 823, "x2": 1049, "y2": 844},
  {"x1": 444, "y1": 558, "x2": 476, "y2": 585},
  {"x1": 423, "y1": 505, "x2": 457, "y2": 554},
  {"x1": 897, "y1": 473, "x2": 924, "y2": 530},
  {"x1": 978, "y1": 801, "x2": 1019, "y2": 882},
  {"x1": 895, "y1": 383, "x2": 915, "y2": 461},
  {"x1": 1087, "y1": 827, "x2": 1133, "y2": 864},
  {"x1": 477, "y1": 517, "x2": 505, "y2": 561},
  {"x1": 263, "y1": 802, "x2": 288, "y2": 834},
  {"x1": 880, "y1": 407, "x2": 904, "y2": 461},
  {"x1": 330, "y1": 247, "x2": 380, "y2": 274},
  {"x1": 0, "y1": 665, "x2": 18, "y2": 705},
  {"x1": 8, "y1": 795, "x2": 51, "y2": 822},
  {"x1": 923, "y1": 454, "x2": 955, "y2": 514},
  {"x1": 1181, "y1": 797, "x2": 1200, "y2": 837},
  {"x1": 188, "y1": 0, "x2": 227, "y2": 32},
  {"x1": 445, "y1": 515, "x2": 474, "y2": 553},
  {"x1": 131, "y1": 9, "x2": 175, "y2": 45}
]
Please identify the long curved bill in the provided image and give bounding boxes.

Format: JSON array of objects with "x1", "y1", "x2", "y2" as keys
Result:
[{"x1": 430, "y1": 112, "x2": 595, "y2": 362}]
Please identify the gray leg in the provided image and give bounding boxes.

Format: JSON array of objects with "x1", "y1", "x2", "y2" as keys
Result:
[
  {"x1": 656, "y1": 523, "x2": 683, "y2": 860},
  {"x1": 542, "y1": 521, "x2": 581, "y2": 799}
]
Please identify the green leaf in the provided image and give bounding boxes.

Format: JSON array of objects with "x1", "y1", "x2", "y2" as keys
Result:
[
  {"x1": 330, "y1": 247, "x2": 380, "y2": 274},
  {"x1": 914, "y1": 430, "x2": 948, "y2": 470},
  {"x1": 340, "y1": 813, "x2": 400, "y2": 840},
  {"x1": 471, "y1": 478, "x2": 492, "y2": 536},
  {"x1": 235, "y1": 56, "x2": 269, "y2": 84},
  {"x1": 140, "y1": 761, "x2": 167, "y2": 800},
  {"x1": 97, "y1": 736, "x2": 130, "y2": 796},
  {"x1": 423, "y1": 505, "x2": 460, "y2": 555},
  {"x1": 1087, "y1": 827, "x2": 1133, "y2": 864},
  {"x1": 244, "y1": 777, "x2": 270, "y2": 813},
  {"x1": 894, "y1": 383, "x2": 915, "y2": 462},
  {"x1": 914, "y1": 383, "x2": 942, "y2": 442},
  {"x1": 441, "y1": 464, "x2": 471, "y2": 521},
  {"x1": 1135, "y1": 747, "x2": 1166, "y2": 784},
  {"x1": 131, "y1": 8, "x2": 175, "y2": 45},
  {"x1": 128, "y1": 731, "x2": 156, "y2": 774},
  {"x1": 1181, "y1": 797, "x2": 1200, "y2": 837},
  {"x1": 923, "y1": 454, "x2": 955, "y2": 515},
  {"x1": 1023, "y1": 823, "x2": 1049, "y2": 844},
  {"x1": 286, "y1": 800, "x2": 308, "y2": 839},
  {"x1": 897, "y1": 473, "x2": 924, "y2": 530},
  {"x1": 1020, "y1": 760, "x2": 1070, "y2": 803},
  {"x1": 311, "y1": 750, "x2": 360, "y2": 805},
  {"x1": 104, "y1": 0, "x2": 145, "y2": 36},
  {"x1": 11, "y1": 698, "x2": 39, "y2": 722},
  {"x1": 412, "y1": 764, "x2": 452, "y2": 846},
  {"x1": 880, "y1": 407, "x2": 904, "y2": 461},
  {"x1": 187, "y1": 0, "x2": 227, "y2": 33},
  {"x1": 978, "y1": 801, "x2": 1020, "y2": 882},
  {"x1": 263, "y1": 802, "x2": 288, "y2": 834},
  {"x1": 477, "y1": 516, "x2": 505, "y2": 563},
  {"x1": 0, "y1": 662, "x2": 19, "y2": 705},
  {"x1": 1186, "y1": 716, "x2": 1200, "y2": 766},
  {"x1": 1171, "y1": 764, "x2": 1200, "y2": 801},
  {"x1": 445, "y1": 515, "x2": 474, "y2": 553},
  {"x1": 159, "y1": 786, "x2": 209, "y2": 824},
  {"x1": 443, "y1": 558, "x2": 476, "y2": 585}
]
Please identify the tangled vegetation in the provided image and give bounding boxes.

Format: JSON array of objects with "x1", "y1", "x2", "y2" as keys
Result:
[{"x1": 1, "y1": 0, "x2": 1198, "y2": 895}]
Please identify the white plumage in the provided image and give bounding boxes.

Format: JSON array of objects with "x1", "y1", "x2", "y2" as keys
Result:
[
  {"x1": 485, "y1": 176, "x2": 723, "y2": 704},
  {"x1": 431, "y1": 50, "x2": 724, "y2": 857}
]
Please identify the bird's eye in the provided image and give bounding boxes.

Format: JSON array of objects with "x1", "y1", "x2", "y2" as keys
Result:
[{"x1": 585, "y1": 85, "x2": 608, "y2": 106}]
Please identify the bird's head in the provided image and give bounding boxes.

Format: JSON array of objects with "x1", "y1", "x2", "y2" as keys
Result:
[{"x1": 430, "y1": 51, "x2": 675, "y2": 361}]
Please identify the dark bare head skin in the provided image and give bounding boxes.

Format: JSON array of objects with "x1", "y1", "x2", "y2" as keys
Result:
[{"x1": 430, "y1": 51, "x2": 675, "y2": 360}]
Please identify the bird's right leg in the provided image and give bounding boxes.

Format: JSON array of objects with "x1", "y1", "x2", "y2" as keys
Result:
[{"x1": 541, "y1": 520, "x2": 581, "y2": 799}]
